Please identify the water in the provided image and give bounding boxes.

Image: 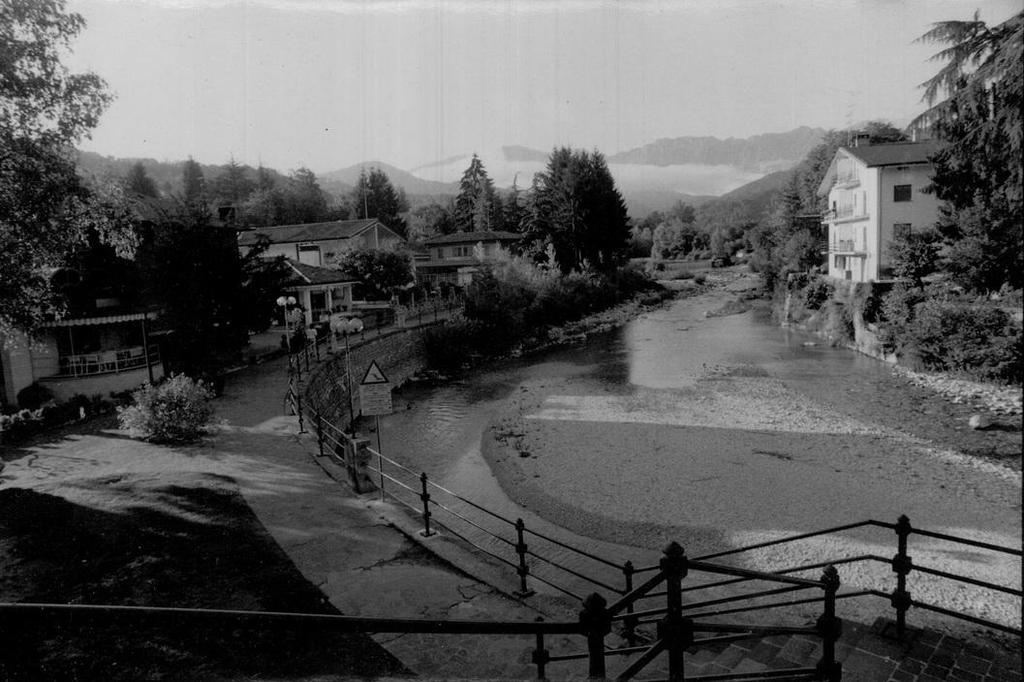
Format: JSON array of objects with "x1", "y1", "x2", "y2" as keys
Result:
[{"x1": 371, "y1": 293, "x2": 1021, "y2": 615}]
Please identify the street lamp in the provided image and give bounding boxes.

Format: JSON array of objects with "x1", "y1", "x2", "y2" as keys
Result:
[
  {"x1": 330, "y1": 314, "x2": 364, "y2": 431},
  {"x1": 276, "y1": 295, "x2": 297, "y2": 353}
]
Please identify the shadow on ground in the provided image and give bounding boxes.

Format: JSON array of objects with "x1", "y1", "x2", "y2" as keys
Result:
[{"x1": 0, "y1": 484, "x2": 410, "y2": 681}]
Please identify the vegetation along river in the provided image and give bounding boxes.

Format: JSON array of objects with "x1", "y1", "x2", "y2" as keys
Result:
[{"x1": 374, "y1": 273, "x2": 1022, "y2": 633}]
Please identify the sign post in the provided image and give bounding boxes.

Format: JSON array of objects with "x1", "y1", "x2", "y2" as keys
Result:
[{"x1": 359, "y1": 360, "x2": 392, "y2": 499}]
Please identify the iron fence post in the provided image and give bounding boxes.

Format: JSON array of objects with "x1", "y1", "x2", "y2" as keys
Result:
[
  {"x1": 580, "y1": 593, "x2": 610, "y2": 680},
  {"x1": 419, "y1": 472, "x2": 435, "y2": 537},
  {"x1": 659, "y1": 541, "x2": 690, "y2": 682},
  {"x1": 892, "y1": 514, "x2": 913, "y2": 640},
  {"x1": 532, "y1": 617, "x2": 549, "y2": 681},
  {"x1": 514, "y1": 518, "x2": 535, "y2": 598},
  {"x1": 315, "y1": 410, "x2": 324, "y2": 457},
  {"x1": 622, "y1": 560, "x2": 637, "y2": 646},
  {"x1": 816, "y1": 565, "x2": 842, "y2": 681}
]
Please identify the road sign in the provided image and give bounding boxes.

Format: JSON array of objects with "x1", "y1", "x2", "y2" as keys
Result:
[
  {"x1": 359, "y1": 360, "x2": 392, "y2": 415},
  {"x1": 360, "y1": 360, "x2": 389, "y2": 385}
]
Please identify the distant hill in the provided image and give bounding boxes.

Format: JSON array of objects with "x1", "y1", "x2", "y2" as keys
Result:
[
  {"x1": 717, "y1": 168, "x2": 793, "y2": 202},
  {"x1": 608, "y1": 127, "x2": 825, "y2": 170},
  {"x1": 320, "y1": 161, "x2": 456, "y2": 197},
  {"x1": 75, "y1": 151, "x2": 292, "y2": 198}
]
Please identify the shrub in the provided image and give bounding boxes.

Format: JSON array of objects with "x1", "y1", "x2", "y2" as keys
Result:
[
  {"x1": 803, "y1": 277, "x2": 833, "y2": 311},
  {"x1": 693, "y1": 274, "x2": 707, "y2": 285},
  {"x1": 907, "y1": 300, "x2": 1021, "y2": 384},
  {"x1": 118, "y1": 375, "x2": 215, "y2": 443},
  {"x1": 16, "y1": 382, "x2": 54, "y2": 410}
]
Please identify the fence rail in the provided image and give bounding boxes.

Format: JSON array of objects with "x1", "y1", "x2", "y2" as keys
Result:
[{"x1": 272, "y1": 317, "x2": 1021, "y2": 679}]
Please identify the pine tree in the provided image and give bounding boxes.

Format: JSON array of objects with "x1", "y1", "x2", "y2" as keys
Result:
[
  {"x1": 125, "y1": 161, "x2": 159, "y2": 198},
  {"x1": 453, "y1": 154, "x2": 501, "y2": 232},
  {"x1": 528, "y1": 147, "x2": 629, "y2": 273},
  {"x1": 350, "y1": 166, "x2": 408, "y2": 235},
  {"x1": 914, "y1": 10, "x2": 1023, "y2": 291}
]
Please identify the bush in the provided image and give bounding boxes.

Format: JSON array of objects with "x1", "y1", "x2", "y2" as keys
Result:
[
  {"x1": 803, "y1": 278, "x2": 833, "y2": 311},
  {"x1": 118, "y1": 375, "x2": 215, "y2": 443},
  {"x1": 16, "y1": 382, "x2": 54, "y2": 410},
  {"x1": 907, "y1": 300, "x2": 1021, "y2": 384}
]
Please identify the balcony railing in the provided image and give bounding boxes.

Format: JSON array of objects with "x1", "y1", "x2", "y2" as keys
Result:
[{"x1": 56, "y1": 344, "x2": 160, "y2": 378}]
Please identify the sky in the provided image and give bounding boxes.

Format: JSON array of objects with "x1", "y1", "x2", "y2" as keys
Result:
[{"x1": 66, "y1": 0, "x2": 1021, "y2": 177}]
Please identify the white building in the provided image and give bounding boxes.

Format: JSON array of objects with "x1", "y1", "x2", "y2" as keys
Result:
[{"x1": 818, "y1": 140, "x2": 942, "y2": 283}]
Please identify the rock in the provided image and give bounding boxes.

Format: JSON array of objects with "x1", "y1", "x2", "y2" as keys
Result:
[
  {"x1": 968, "y1": 414, "x2": 994, "y2": 430},
  {"x1": 802, "y1": 341, "x2": 817, "y2": 347}
]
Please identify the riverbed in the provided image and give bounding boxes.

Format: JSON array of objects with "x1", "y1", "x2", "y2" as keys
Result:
[{"x1": 376, "y1": 271, "x2": 1022, "y2": 634}]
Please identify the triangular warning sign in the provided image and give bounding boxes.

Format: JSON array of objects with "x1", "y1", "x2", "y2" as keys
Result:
[{"x1": 360, "y1": 360, "x2": 390, "y2": 385}]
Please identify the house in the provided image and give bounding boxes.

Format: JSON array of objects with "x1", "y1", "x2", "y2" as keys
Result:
[
  {"x1": 279, "y1": 259, "x2": 358, "y2": 328},
  {"x1": 818, "y1": 139, "x2": 942, "y2": 283},
  {"x1": 1, "y1": 310, "x2": 164, "y2": 408},
  {"x1": 416, "y1": 231, "x2": 522, "y2": 286},
  {"x1": 237, "y1": 218, "x2": 404, "y2": 267}
]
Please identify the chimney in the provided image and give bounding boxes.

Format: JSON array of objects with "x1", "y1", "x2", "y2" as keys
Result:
[{"x1": 853, "y1": 132, "x2": 871, "y2": 147}]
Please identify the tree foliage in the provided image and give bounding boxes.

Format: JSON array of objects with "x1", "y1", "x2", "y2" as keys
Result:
[
  {"x1": 350, "y1": 166, "x2": 408, "y2": 235},
  {"x1": 124, "y1": 162, "x2": 159, "y2": 198},
  {"x1": 889, "y1": 229, "x2": 940, "y2": 288},
  {"x1": 916, "y1": 10, "x2": 1023, "y2": 292},
  {"x1": 333, "y1": 249, "x2": 412, "y2": 301},
  {"x1": 453, "y1": 154, "x2": 503, "y2": 232},
  {"x1": 0, "y1": 0, "x2": 133, "y2": 336},
  {"x1": 527, "y1": 147, "x2": 630, "y2": 273}
]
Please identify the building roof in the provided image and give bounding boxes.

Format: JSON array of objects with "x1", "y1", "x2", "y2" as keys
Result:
[
  {"x1": 238, "y1": 219, "x2": 382, "y2": 246},
  {"x1": 842, "y1": 140, "x2": 942, "y2": 167},
  {"x1": 424, "y1": 230, "x2": 522, "y2": 246},
  {"x1": 817, "y1": 140, "x2": 943, "y2": 197},
  {"x1": 284, "y1": 259, "x2": 358, "y2": 287}
]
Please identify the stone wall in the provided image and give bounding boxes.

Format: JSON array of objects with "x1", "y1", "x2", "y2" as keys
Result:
[{"x1": 303, "y1": 325, "x2": 428, "y2": 429}]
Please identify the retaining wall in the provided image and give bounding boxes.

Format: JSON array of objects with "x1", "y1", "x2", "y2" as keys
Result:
[{"x1": 303, "y1": 326, "x2": 429, "y2": 429}]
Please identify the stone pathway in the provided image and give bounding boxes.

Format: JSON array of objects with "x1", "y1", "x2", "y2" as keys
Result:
[{"x1": 678, "y1": 618, "x2": 1021, "y2": 682}]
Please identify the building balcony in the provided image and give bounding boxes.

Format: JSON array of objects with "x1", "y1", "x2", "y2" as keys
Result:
[
  {"x1": 829, "y1": 240, "x2": 867, "y2": 256},
  {"x1": 823, "y1": 208, "x2": 869, "y2": 224}
]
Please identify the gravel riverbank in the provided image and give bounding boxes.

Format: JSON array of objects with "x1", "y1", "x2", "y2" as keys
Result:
[{"x1": 478, "y1": 270, "x2": 1021, "y2": 639}]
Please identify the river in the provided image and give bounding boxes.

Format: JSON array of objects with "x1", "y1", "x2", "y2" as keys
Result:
[{"x1": 371, "y1": 273, "x2": 1021, "y2": 630}]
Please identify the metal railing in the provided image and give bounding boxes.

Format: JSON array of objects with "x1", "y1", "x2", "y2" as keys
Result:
[
  {"x1": 0, "y1": 542, "x2": 844, "y2": 681},
  {"x1": 302, "y1": 402, "x2": 1022, "y2": 644},
  {"x1": 56, "y1": 344, "x2": 161, "y2": 377}
]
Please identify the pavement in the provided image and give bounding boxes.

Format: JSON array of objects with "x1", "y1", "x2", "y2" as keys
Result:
[{"x1": 2, "y1": 329, "x2": 1020, "y2": 680}]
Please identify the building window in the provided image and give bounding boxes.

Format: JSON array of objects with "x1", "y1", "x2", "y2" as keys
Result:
[
  {"x1": 893, "y1": 184, "x2": 912, "y2": 202},
  {"x1": 452, "y1": 245, "x2": 472, "y2": 257},
  {"x1": 436, "y1": 248, "x2": 444, "y2": 260},
  {"x1": 297, "y1": 244, "x2": 321, "y2": 266},
  {"x1": 893, "y1": 223, "x2": 912, "y2": 239}
]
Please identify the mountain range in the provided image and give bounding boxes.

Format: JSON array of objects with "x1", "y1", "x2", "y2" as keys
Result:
[{"x1": 76, "y1": 127, "x2": 824, "y2": 218}]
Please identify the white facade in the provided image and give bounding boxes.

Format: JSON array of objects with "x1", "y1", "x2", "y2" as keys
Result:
[{"x1": 820, "y1": 143, "x2": 942, "y2": 283}]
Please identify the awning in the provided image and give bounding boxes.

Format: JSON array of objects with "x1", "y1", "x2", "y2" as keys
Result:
[{"x1": 42, "y1": 312, "x2": 156, "y2": 328}]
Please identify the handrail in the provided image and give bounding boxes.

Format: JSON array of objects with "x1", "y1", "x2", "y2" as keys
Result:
[{"x1": 284, "y1": 342, "x2": 1021, "y2": 679}]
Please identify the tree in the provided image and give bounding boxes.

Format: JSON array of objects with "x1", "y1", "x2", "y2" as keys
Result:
[
  {"x1": 915, "y1": 11, "x2": 1023, "y2": 292},
  {"x1": 136, "y1": 220, "x2": 248, "y2": 376},
  {"x1": 280, "y1": 167, "x2": 328, "y2": 224},
  {"x1": 181, "y1": 157, "x2": 210, "y2": 226},
  {"x1": 528, "y1": 147, "x2": 630, "y2": 273},
  {"x1": 238, "y1": 238, "x2": 292, "y2": 333},
  {"x1": 333, "y1": 249, "x2": 412, "y2": 301},
  {"x1": 408, "y1": 201, "x2": 454, "y2": 241},
  {"x1": 210, "y1": 158, "x2": 255, "y2": 209},
  {"x1": 0, "y1": 0, "x2": 131, "y2": 336},
  {"x1": 502, "y1": 177, "x2": 526, "y2": 233},
  {"x1": 889, "y1": 229, "x2": 940, "y2": 288},
  {"x1": 350, "y1": 166, "x2": 409, "y2": 235},
  {"x1": 453, "y1": 154, "x2": 502, "y2": 232},
  {"x1": 124, "y1": 161, "x2": 159, "y2": 198}
]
